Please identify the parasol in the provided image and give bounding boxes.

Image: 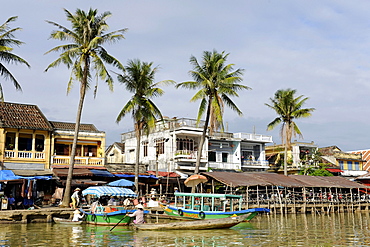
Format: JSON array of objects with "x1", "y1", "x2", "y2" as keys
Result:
[
  {"x1": 107, "y1": 178, "x2": 134, "y2": 187},
  {"x1": 184, "y1": 174, "x2": 208, "y2": 188}
]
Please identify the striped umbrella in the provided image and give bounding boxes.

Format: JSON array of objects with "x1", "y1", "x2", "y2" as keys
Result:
[{"x1": 82, "y1": 186, "x2": 137, "y2": 197}]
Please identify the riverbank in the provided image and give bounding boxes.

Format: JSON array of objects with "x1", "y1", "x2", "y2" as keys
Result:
[{"x1": 0, "y1": 206, "x2": 74, "y2": 224}]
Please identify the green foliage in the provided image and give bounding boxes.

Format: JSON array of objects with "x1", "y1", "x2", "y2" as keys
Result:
[
  {"x1": 0, "y1": 16, "x2": 30, "y2": 100},
  {"x1": 309, "y1": 168, "x2": 333, "y2": 177},
  {"x1": 176, "y1": 50, "x2": 250, "y2": 173}
]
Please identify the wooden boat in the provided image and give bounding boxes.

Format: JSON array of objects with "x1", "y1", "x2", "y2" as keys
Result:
[
  {"x1": 164, "y1": 192, "x2": 270, "y2": 220},
  {"x1": 53, "y1": 217, "x2": 83, "y2": 225},
  {"x1": 80, "y1": 207, "x2": 133, "y2": 226},
  {"x1": 81, "y1": 186, "x2": 139, "y2": 226},
  {"x1": 133, "y1": 214, "x2": 248, "y2": 231}
]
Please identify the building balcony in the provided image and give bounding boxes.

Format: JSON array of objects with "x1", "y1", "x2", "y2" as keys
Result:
[
  {"x1": 233, "y1": 133, "x2": 273, "y2": 143},
  {"x1": 241, "y1": 160, "x2": 270, "y2": 169},
  {"x1": 5, "y1": 150, "x2": 45, "y2": 160},
  {"x1": 51, "y1": 155, "x2": 104, "y2": 167},
  {"x1": 175, "y1": 162, "x2": 207, "y2": 171},
  {"x1": 174, "y1": 150, "x2": 207, "y2": 163}
]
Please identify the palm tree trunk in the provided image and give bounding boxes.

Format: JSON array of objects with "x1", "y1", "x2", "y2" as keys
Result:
[
  {"x1": 194, "y1": 102, "x2": 211, "y2": 174},
  {"x1": 61, "y1": 84, "x2": 86, "y2": 207},
  {"x1": 284, "y1": 145, "x2": 288, "y2": 176},
  {"x1": 193, "y1": 102, "x2": 211, "y2": 193},
  {"x1": 134, "y1": 125, "x2": 141, "y2": 194},
  {"x1": 61, "y1": 60, "x2": 88, "y2": 207}
]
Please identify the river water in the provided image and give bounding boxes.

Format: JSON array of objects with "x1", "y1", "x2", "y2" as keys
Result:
[{"x1": 1, "y1": 212, "x2": 370, "y2": 246}]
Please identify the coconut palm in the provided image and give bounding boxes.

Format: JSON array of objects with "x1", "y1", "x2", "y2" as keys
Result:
[
  {"x1": 265, "y1": 89, "x2": 315, "y2": 176},
  {"x1": 176, "y1": 50, "x2": 250, "y2": 176},
  {"x1": 116, "y1": 59, "x2": 173, "y2": 193},
  {"x1": 0, "y1": 16, "x2": 30, "y2": 100},
  {"x1": 45, "y1": 8, "x2": 126, "y2": 207}
]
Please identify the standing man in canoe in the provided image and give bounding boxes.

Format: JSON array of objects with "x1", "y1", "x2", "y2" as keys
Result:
[{"x1": 71, "y1": 188, "x2": 81, "y2": 209}]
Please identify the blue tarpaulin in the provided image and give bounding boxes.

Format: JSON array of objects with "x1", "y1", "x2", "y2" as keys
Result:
[
  {"x1": 107, "y1": 179, "x2": 134, "y2": 187},
  {"x1": 90, "y1": 169, "x2": 115, "y2": 177},
  {"x1": 0, "y1": 170, "x2": 51, "y2": 181},
  {"x1": 0, "y1": 170, "x2": 21, "y2": 180},
  {"x1": 82, "y1": 186, "x2": 137, "y2": 197}
]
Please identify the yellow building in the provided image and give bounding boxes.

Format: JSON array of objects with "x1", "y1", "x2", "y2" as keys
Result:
[
  {"x1": 0, "y1": 102, "x2": 106, "y2": 173},
  {"x1": 50, "y1": 121, "x2": 105, "y2": 169}
]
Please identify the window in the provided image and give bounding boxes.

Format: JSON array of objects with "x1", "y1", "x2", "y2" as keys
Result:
[
  {"x1": 222, "y1": 153, "x2": 228, "y2": 162},
  {"x1": 5, "y1": 132, "x2": 15, "y2": 150},
  {"x1": 347, "y1": 161, "x2": 353, "y2": 171},
  {"x1": 176, "y1": 138, "x2": 194, "y2": 151},
  {"x1": 55, "y1": 144, "x2": 70, "y2": 155},
  {"x1": 339, "y1": 161, "x2": 344, "y2": 170},
  {"x1": 85, "y1": 145, "x2": 97, "y2": 157},
  {"x1": 208, "y1": 151, "x2": 216, "y2": 162},
  {"x1": 355, "y1": 162, "x2": 360, "y2": 171},
  {"x1": 18, "y1": 133, "x2": 32, "y2": 151},
  {"x1": 35, "y1": 135, "x2": 45, "y2": 152},
  {"x1": 143, "y1": 141, "x2": 148, "y2": 157},
  {"x1": 155, "y1": 139, "x2": 165, "y2": 155}
]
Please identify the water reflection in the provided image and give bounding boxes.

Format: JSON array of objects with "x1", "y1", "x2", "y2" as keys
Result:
[{"x1": 2, "y1": 213, "x2": 370, "y2": 246}]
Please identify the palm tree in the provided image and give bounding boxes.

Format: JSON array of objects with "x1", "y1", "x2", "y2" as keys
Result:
[
  {"x1": 176, "y1": 50, "x2": 250, "y2": 177},
  {"x1": 45, "y1": 8, "x2": 126, "y2": 207},
  {"x1": 116, "y1": 59, "x2": 173, "y2": 193},
  {"x1": 0, "y1": 16, "x2": 30, "y2": 100},
  {"x1": 265, "y1": 89, "x2": 315, "y2": 176}
]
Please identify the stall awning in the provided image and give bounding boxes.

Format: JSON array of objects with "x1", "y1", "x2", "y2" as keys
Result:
[
  {"x1": 147, "y1": 171, "x2": 180, "y2": 178},
  {"x1": 0, "y1": 170, "x2": 51, "y2": 181},
  {"x1": 53, "y1": 168, "x2": 94, "y2": 177},
  {"x1": 0, "y1": 170, "x2": 21, "y2": 180},
  {"x1": 326, "y1": 168, "x2": 344, "y2": 173},
  {"x1": 90, "y1": 169, "x2": 115, "y2": 177},
  {"x1": 107, "y1": 178, "x2": 134, "y2": 187},
  {"x1": 114, "y1": 173, "x2": 158, "y2": 179},
  {"x1": 82, "y1": 186, "x2": 137, "y2": 197}
]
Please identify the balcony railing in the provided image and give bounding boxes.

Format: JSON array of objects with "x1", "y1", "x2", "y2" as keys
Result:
[
  {"x1": 174, "y1": 150, "x2": 207, "y2": 162},
  {"x1": 5, "y1": 150, "x2": 45, "y2": 159},
  {"x1": 233, "y1": 133, "x2": 273, "y2": 143},
  {"x1": 52, "y1": 156, "x2": 104, "y2": 166},
  {"x1": 241, "y1": 160, "x2": 269, "y2": 167}
]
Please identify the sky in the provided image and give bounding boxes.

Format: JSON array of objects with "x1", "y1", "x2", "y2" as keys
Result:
[{"x1": 2, "y1": 0, "x2": 370, "y2": 152}]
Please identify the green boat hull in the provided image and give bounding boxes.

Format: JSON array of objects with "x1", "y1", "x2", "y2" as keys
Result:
[{"x1": 81, "y1": 209, "x2": 132, "y2": 226}]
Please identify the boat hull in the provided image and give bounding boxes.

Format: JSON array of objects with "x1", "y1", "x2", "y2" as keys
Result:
[
  {"x1": 134, "y1": 214, "x2": 248, "y2": 231},
  {"x1": 164, "y1": 206, "x2": 269, "y2": 221},
  {"x1": 53, "y1": 217, "x2": 83, "y2": 225},
  {"x1": 81, "y1": 209, "x2": 132, "y2": 226}
]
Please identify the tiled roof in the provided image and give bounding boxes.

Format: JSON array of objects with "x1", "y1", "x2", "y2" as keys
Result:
[
  {"x1": 50, "y1": 121, "x2": 103, "y2": 133},
  {"x1": 114, "y1": 142, "x2": 124, "y2": 150},
  {"x1": 0, "y1": 102, "x2": 53, "y2": 131}
]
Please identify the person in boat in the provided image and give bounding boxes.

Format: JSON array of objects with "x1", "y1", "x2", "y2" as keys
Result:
[
  {"x1": 107, "y1": 196, "x2": 115, "y2": 206},
  {"x1": 72, "y1": 209, "x2": 85, "y2": 222},
  {"x1": 126, "y1": 204, "x2": 145, "y2": 224},
  {"x1": 71, "y1": 188, "x2": 81, "y2": 209}
]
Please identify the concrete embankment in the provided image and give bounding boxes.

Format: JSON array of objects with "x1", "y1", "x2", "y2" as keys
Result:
[{"x1": 0, "y1": 207, "x2": 74, "y2": 224}]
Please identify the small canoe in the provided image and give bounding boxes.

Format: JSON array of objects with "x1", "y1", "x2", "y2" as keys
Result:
[
  {"x1": 133, "y1": 214, "x2": 248, "y2": 231},
  {"x1": 53, "y1": 217, "x2": 83, "y2": 225}
]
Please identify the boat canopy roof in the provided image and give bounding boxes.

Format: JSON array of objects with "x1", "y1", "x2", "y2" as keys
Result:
[{"x1": 174, "y1": 192, "x2": 242, "y2": 199}]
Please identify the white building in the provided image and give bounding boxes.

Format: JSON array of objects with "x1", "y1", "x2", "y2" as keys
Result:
[{"x1": 120, "y1": 117, "x2": 273, "y2": 173}]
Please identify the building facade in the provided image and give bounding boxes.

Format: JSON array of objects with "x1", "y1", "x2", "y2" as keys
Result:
[
  {"x1": 320, "y1": 146, "x2": 366, "y2": 177},
  {"x1": 266, "y1": 141, "x2": 318, "y2": 174},
  {"x1": 119, "y1": 117, "x2": 273, "y2": 173},
  {"x1": 0, "y1": 102, "x2": 106, "y2": 173}
]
